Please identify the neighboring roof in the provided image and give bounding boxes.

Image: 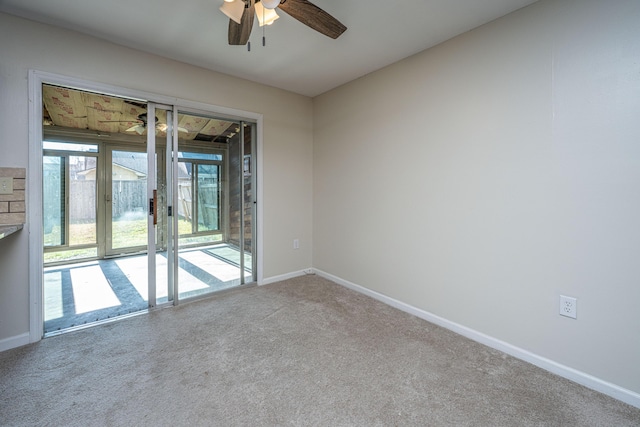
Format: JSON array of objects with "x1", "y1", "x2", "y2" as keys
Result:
[{"x1": 77, "y1": 163, "x2": 147, "y2": 178}]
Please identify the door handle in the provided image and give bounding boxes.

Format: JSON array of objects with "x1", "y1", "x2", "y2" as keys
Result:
[
  {"x1": 153, "y1": 189, "x2": 158, "y2": 226},
  {"x1": 149, "y1": 190, "x2": 158, "y2": 225}
]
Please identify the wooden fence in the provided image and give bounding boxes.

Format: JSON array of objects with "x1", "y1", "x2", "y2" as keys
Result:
[{"x1": 66, "y1": 180, "x2": 147, "y2": 222}]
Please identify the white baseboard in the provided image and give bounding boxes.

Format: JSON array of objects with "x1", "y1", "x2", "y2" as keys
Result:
[
  {"x1": 313, "y1": 268, "x2": 640, "y2": 409},
  {"x1": 261, "y1": 268, "x2": 312, "y2": 286},
  {"x1": 0, "y1": 332, "x2": 30, "y2": 352}
]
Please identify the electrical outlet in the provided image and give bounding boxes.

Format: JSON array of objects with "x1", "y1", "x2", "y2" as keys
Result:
[
  {"x1": 293, "y1": 239, "x2": 299, "y2": 250},
  {"x1": 0, "y1": 177, "x2": 12, "y2": 195},
  {"x1": 559, "y1": 295, "x2": 577, "y2": 319}
]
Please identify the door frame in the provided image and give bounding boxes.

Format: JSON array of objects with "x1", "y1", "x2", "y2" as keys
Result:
[{"x1": 28, "y1": 70, "x2": 264, "y2": 343}]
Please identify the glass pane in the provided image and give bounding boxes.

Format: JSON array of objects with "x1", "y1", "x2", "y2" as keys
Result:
[
  {"x1": 157, "y1": 120, "x2": 172, "y2": 304},
  {"x1": 43, "y1": 156, "x2": 64, "y2": 247},
  {"x1": 111, "y1": 150, "x2": 148, "y2": 250},
  {"x1": 197, "y1": 164, "x2": 220, "y2": 232},
  {"x1": 69, "y1": 155, "x2": 97, "y2": 246},
  {"x1": 177, "y1": 161, "x2": 193, "y2": 235},
  {"x1": 178, "y1": 152, "x2": 222, "y2": 161},
  {"x1": 242, "y1": 124, "x2": 254, "y2": 282},
  {"x1": 176, "y1": 111, "x2": 244, "y2": 301},
  {"x1": 178, "y1": 234, "x2": 223, "y2": 247},
  {"x1": 41, "y1": 84, "x2": 156, "y2": 335},
  {"x1": 43, "y1": 141, "x2": 98, "y2": 152},
  {"x1": 228, "y1": 130, "x2": 243, "y2": 252},
  {"x1": 44, "y1": 247, "x2": 98, "y2": 264}
]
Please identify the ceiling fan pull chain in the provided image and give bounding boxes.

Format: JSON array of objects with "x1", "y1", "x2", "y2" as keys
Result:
[
  {"x1": 262, "y1": 3, "x2": 266, "y2": 46},
  {"x1": 247, "y1": 41, "x2": 251, "y2": 51}
]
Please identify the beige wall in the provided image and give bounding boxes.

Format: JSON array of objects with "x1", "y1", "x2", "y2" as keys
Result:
[
  {"x1": 0, "y1": 13, "x2": 314, "y2": 342},
  {"x1": 313, "y1": 0, "x2": 640, "y2": 395}
]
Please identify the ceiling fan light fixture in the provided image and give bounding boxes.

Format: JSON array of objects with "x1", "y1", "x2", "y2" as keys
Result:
[
  {"x1": 220, "y1": 0, "x2": 245, "y2": 25},
  {"x1": 260, "y1": 0, "x2": 280, "y2": 9},
  {"x1": 255, "y1": 2, "x2": 279, "y2": 26}
]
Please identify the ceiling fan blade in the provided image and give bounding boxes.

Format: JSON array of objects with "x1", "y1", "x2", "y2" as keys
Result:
[
  {"x1": 278, "y1": 0, "x2": 346, "y2": 39},
  {"x1": 228, "y1": 0, "x2": 255, "y2": 45},
  {"x1": 125, "y1": 124, "x2": 138, "y2": 132}
]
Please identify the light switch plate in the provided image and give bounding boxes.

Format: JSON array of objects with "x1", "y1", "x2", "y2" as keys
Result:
[{"x1": 0, "y1": 177, "x2": 13, "y2": 195}]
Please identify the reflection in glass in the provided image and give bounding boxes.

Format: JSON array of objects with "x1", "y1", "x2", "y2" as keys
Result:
[
  {"x1": 69, "y1": 156, "x2": 97, "y2": 246},
  {"x1": 43, "y1": 156, "x2": 64, "y2": 247},
  {"x1": 43, "y1": 141, "x2": 98, "y2": 152},
  {"x1": 111, "y1": 150, "x2": 148, "y2": 250},
  {"x1": 197, "y1": 164, "x2": 220, "y2": 233}
]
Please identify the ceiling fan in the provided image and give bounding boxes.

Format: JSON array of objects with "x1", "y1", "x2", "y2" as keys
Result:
[
  {"x1": 220, "y1": 0, "x2": 346, "y2": 45},
  {"x1": 101, "y1": 113, "x2": 187, "y2": 135}
]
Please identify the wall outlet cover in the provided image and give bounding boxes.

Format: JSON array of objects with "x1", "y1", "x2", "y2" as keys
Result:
[
  {"x1": 560, "y1": 295, "x2": 577, "y2": 319},
  {"x1": 0, "y1": 177, "x2": 12, "y2": 195}
]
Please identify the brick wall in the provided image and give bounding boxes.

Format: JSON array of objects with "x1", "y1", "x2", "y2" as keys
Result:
[{"x1": 0, "y1": 168, "x2": 26, "y2": 225}]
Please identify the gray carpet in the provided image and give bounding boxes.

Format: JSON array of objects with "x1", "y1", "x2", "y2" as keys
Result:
[{"x1": 1, "y1": 275, "x2": 638, "y2": 426}]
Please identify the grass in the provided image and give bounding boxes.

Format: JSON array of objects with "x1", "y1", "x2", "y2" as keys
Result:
[
  {"x1": 112, "y1": 219, "x2": 147, "y2": 249},
  {"x1": 44, "y1": 219, "x2": 219, "y2": 264},
  {"x1": 44, "y1": 248, "x2": 98, "y2": 264},
  {"x1": 44, "y1": 222, "x2": 96, "y2": 246}
]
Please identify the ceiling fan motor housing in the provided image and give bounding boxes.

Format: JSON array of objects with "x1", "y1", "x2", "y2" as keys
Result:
[{"x1": 226, "y1": 0, "x2": 346, "y2": 45}]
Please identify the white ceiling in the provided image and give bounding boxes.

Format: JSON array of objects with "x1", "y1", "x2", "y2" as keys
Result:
[{"x1": 0, "y1": 0, "x2": 539, "y2": 97}]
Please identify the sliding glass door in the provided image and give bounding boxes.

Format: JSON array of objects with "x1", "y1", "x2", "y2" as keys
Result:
[
  {"x1": 40, "y1": 83, "x2": 257, "y2": 335},
  {"x1": 41, "y1": 90, "x2": 172, "y2": 332}
]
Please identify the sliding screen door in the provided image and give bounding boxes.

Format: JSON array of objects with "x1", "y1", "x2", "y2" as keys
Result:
[{"x1": 172, "y1": 111, "x2": 256, "y2": 302}]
